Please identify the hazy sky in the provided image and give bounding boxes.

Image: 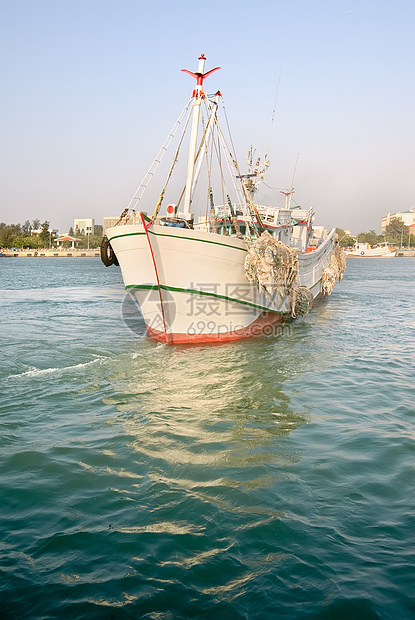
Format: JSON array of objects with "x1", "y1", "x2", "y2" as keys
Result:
[{"x1": 1, "y1": 0, "x2": 414, "y2": 234}]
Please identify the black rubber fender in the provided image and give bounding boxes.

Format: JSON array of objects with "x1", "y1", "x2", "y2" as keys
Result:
[{"x1": 100, "y1": 236, "x2": 119, "y2": 267}]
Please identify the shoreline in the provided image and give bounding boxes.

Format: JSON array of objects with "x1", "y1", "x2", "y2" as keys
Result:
[
  {"x1": 2, "y1": 248, "x2": 414, "y2": 258},
  {"x1": 0, "y1": 249, "x2": 101, "y2": 258}
]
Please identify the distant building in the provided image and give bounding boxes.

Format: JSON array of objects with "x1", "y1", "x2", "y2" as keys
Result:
[
  {"x1": 103, "y1": 217, "x2": 121, "y2": 233},
  {"x1": 381, "y1": 208, "x2": 415, "y2": 234},
  {"x1": 74, "y1": 218, "x2": 94, "y2": 235},
  {"x1": 103, "y1": 213, "x2": 145, "y2": 233},
  {"x1": 312, "y1": 226, "x2": 326, "y2": 240},
  {"x1": 56, "y1": 235, "x2": 81, "y2": 248},
  {"x1": 31, "y1": 228, "x2": 59, "y2": 237}
]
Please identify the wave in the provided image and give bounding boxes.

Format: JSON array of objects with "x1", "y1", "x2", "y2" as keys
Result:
[{"x1": 7, "y1": 356, "x2": 106, "y2": 379}]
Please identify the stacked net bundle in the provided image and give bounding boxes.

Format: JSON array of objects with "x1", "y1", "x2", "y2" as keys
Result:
[
  {"x1": 321, "y1": 245, "x2": 347, "y2": 295},
  {"x1": 334, "y1": 245, "x2": 347, "y2": 278},
  {"x1": 244, "y1": 231, "x2": 299, "y2": 303},
  {"x1": 291, "y1": 285, "x2": 314, "y2": 317}
]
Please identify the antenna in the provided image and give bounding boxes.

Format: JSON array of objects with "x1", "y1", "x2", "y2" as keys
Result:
[
  {"x1": 291, "y1": 153, "x2": 299, "y2": 188},
  {"x1": 265, "y1": 65, "x2": 283, "y2": 162}
]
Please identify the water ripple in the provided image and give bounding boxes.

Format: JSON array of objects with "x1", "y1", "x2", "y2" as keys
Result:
[{"x1": 1, "y1": 257, "x2": 414, "y2": 619}]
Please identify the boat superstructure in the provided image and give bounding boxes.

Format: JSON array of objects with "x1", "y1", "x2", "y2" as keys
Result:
[{"x1": 102, "y1": 55, "x2": 346, "y2": 344}]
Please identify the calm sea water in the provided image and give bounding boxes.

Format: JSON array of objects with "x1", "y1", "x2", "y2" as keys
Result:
[{"x1": 0, "y1": 256, "x2": 414, "y2": 619}]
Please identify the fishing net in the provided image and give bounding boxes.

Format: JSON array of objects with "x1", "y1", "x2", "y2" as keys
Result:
[
  {"x1": 335, "y1": 244, "x2": 347, "y2": 277},
  {"x1": 244, "y1": 231, "x2": 299, "y2": 304},
  {"x1": 321, "y1": 245, "x2": 347, "y2": 295},
  {"x1": 291, "y1": 285, "x2": 314, "y2": 317}
]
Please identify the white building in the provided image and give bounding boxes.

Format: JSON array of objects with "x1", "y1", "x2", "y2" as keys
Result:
[
  {"x1": 103, "y1": 213, "x2": 146, "y2": 234},
  {"x1": 74, "y1": 218, "x2": 95, "y2": 235},
  {"x1": 103, "y1": 217, "x2": 121, "y2": 234},
  {"x1": 31, "y1": 228, "x2": 59, "y2": 237},
  {"x1": 381, "y1": 209, "x2": 415, "y2": 234}
]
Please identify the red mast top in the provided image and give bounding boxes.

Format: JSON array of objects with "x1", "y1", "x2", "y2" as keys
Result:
[{"x1": 182, "y1": 54, "x2": 220, "y2": 98}]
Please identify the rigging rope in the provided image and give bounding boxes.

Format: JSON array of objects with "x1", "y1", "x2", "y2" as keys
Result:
[
  {"x1": 125, "y1": 99, "x2": 193, "y2": 214},
  {"x1": 213, "y1": 115, "x2": 265, "y2": 235},
  {"x1": 151, "y1": 103, "x2": 194, "y2": 221},
  {"x1": 176, "y1": 98, "x2": 220, "y2": 211}
]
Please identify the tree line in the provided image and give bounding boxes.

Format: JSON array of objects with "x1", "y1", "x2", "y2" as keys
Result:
[
  {"x1": 1, "y1": 216, "x2": 412, "y2": 249},
  {"x1": 0, "y1": 220, "x2": 103, "y2": 249},
  {"x1": 336, "y1": 217, "x2": 412, "y2": 248}
]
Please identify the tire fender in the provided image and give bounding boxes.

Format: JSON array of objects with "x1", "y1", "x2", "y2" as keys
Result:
[{"x1": 100, "y1": 236, "x2": 119, "y2": 267}]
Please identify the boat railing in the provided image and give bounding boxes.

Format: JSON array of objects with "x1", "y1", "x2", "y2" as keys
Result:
[
  {"x1": 110, "y1": 205, "x2": 311, "y2": 230},
  {"x1": 291, "y1": 208, "x2": 311, "y2": 220},
  {"x1": 215, "y1": 203, "x2": 294, "y2": 227},
  {"x1": 215, "y1": 203, "x2": 251, "y2": 219},
  {"x1": 256, "y1": 206, "x2": 292, "y2": 226}
]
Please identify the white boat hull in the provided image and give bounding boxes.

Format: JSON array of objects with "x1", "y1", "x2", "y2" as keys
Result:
[
  {"x1": 107, "y1": 221, "x2": 336, "y2": 344},
  {"x1": 345, "y1": 247, "x2": 396, "y2": 257}
]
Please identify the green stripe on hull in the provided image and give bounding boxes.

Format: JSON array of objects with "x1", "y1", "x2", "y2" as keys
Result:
[
  {"x1": 125, "y1": 283, "x2": 282, "y2": 314},
  {"x1": 108, "y1": 231, "x2": 146, "y2": 240},
  {"x1": 108, "y1": 229, "x2": 247, "y2": 252}
]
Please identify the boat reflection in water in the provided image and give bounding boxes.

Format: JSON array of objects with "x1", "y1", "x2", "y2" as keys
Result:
[{"x1": 102, "y1": 337, "x2": 307, "y2": 487}]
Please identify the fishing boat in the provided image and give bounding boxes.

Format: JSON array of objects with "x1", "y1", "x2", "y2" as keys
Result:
[
  {"x1": 345, "y1": 241, "x2": 396, "y2": 257},
  {"x1": 101, "y1": 55, "x2": 346, "y2": 344}
]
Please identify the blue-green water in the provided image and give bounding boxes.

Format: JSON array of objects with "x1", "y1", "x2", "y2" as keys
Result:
[{"x1": 0, "y1": 257, "x2": 414, "y2": 619}]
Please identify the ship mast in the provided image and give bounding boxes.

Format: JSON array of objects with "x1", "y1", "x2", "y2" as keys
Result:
[
  {"x1": 280, "y1": 187, "x2": 295, "y2": 209},
  {"x1": 191, "y1": 92, "x2": 220, "y2": 196},
  {"x1": 181, "y1": 55, "x2": 220, "y2": 219}
]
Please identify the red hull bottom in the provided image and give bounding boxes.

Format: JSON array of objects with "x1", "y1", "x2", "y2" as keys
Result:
[{"x1": 146, "y1": 311, "x2": 286, "y2": 345}]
